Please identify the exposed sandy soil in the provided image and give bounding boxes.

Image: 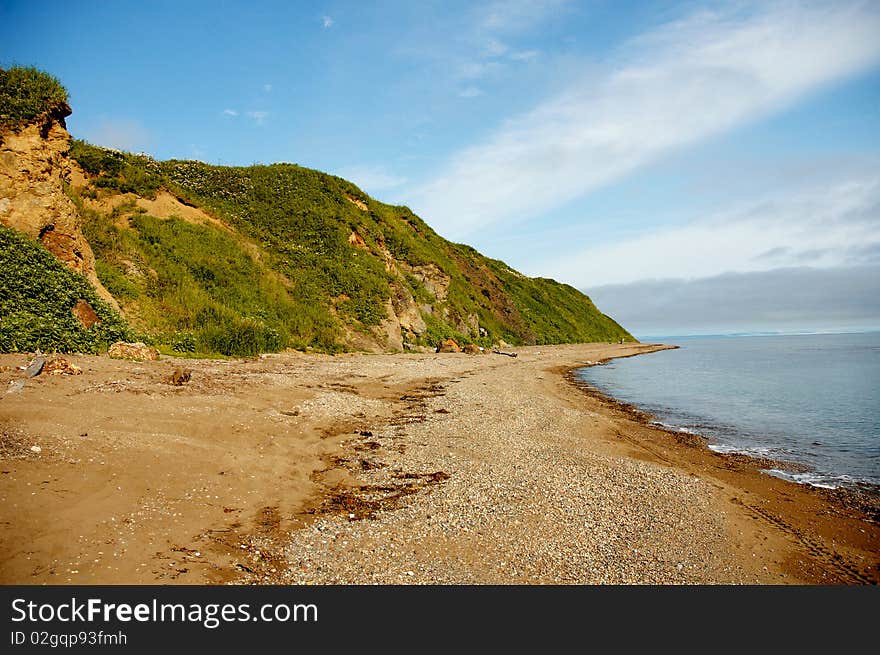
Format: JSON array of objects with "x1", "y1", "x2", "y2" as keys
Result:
[
  {"x1": 0, "y1": 344, "x2": 876, "y2": 584},
  {"x1": 81, "y1": 189, "x2": 230, "y2": 232}
]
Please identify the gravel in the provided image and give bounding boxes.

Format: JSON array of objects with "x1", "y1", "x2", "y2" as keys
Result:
[{"x1": 257, "y1": 347, "x2": 756, "y2": 584}]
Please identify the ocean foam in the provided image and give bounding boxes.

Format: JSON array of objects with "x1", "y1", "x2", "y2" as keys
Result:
[
  {"x1": 761, "y1": 468, "x2": 840, "y2": 489},
  {"x1": 650, "y1": 420, "x2": 698, "y2": 435},
  {"x1": 708, "y1": 443, "x2": 773, "y2": 457}
]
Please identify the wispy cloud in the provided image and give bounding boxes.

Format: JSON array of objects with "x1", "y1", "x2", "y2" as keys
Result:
[
  {"x1": 459, "y1": 61, "x2": 503, "y2": 80},
  {"x1": 480, "y1": 0, "x2": 571, "y2": 33},
  {"x1": 246, "y1": 110, "x2": 269, "y2": 125},
  {"x1": 458, "y1": 86, "x2": 485, "y2": 98},
  {"x1": 222, "y1": 108, "x2": 239, "y2": 117},
  {"x1": 459, "y1": 1, "x2": 557, "y2": 78},
  {"x1": 336, "y1": 165, "x2": 407, "y2": 194},
  {"x1": 86, "y1": 118, "x2": 150, "y2": 152},
  {"x1": 483, "y1": 38, "x2": 509, "y2": 57},
  {"x1": 540, "y1": 171, "x2": 880, "y2": 287},
  {"x1": 322, "y1": 15, "x2": 334, "y2": 29},
  {"x1": 404, "y1": 2, "x2": 880, "y2": 238},
  {"x1": 509, "y1": 49, "x2": 539, "y2": 61}
]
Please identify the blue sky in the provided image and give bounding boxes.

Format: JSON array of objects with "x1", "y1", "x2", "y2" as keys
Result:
[{"x1": 2, "y1": 0, "x2": 879, "y2": 335}]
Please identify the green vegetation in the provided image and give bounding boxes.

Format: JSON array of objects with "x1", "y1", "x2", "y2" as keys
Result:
[
  {"x1": 70, "y1": 140, "x2": 163, "y2": 197},
  {"x1": 78, "y1": 202, "x2": 339, "y2": 356},
  {"x1": 158, "y1": 159, "x2": 397, "y2": 330},
  {"x1": 0, "y1": 225, "x2": 132, "y2": 353},
  {"x1": 64, "y1": 139, "x2": 633, "y2": 355},
  {"x1": 0, "y1": 66, "x2": 68, "y2": 131},
  {"x1": 2, "y1": 67, "x2": 631, "y2": 357},
  {"x1": 486, "y1": 259, "x2": 632, "y2": 344}
]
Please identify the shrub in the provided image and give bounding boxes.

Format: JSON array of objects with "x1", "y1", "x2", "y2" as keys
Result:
[
  {"x1": 0, "y1": 225, "x2": 132, "y2": 353},
  {"x1": 0, "y1": 66, "x2": 68, "y2": 131},
  {"x1": 170, "y1": 331, "x2": 196, "y2": 353},
  {"x1": 196, "y1": 318, "x2": 282, "y2": 357},
  {"x1": 70, "y1": 140, "x2": 164, "y2": 198}
]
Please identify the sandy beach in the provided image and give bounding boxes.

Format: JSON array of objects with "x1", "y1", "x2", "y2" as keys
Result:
[{"x1": 1, "y1": 343, "x2": 877, "y2": 585}]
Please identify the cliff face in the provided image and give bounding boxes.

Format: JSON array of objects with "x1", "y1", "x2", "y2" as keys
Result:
[{"x1": 0, "y1": 108, "x2": 117, "y2": 308}]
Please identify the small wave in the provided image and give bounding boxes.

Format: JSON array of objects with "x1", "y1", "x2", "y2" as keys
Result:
[
  {"x1": 761, "y1": 469, "x2": 880, "y2": 490},
  {"x1": 650, "y1": 420, "x2": 698, "y2": 435},
  {"x1": 761, "y1": 469, "x2": 840, "y2": 489},
  {"x1": 708, "y1": 443, "x2": 774, "y2": 457}
]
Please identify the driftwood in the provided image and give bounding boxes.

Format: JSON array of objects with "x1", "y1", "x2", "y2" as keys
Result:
[{"x1": 492, "y1": 350, "x2": 518, "y2": 358}]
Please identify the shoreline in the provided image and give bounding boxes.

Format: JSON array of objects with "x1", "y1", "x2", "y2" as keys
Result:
[
  {"x1": 566, "y1": 351, "x2": 880, "y2": 518},
  {"x1": 572, "y1": 347, "x2": 879, "y2": 494},
  {"x1": 1, "y1": 343, "x2": 877, "y2": 584},
  {"x1": 564, "y1": 349, "x2": 879, "y2": 584}
]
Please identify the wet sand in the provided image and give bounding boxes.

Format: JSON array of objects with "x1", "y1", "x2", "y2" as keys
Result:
[{"x1": 1, "y1": 343, "x2": 876, "y2": 584}]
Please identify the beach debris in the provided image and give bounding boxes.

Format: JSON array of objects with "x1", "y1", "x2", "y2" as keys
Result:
[
  {"x1": 492, "y1": 350, "x2": 518, "y2": 358},
  {"x1": 30, "y1": 445, "x2": 42, "y2": 454},
  {"x1": 44, "y1": 357, "x2": 82, "y2": 375},
  {"x1": 169, "y1": 367, "x2": 192, "y2": 386},
  {"x1": 436, "y1": 338, "x2": 461, "y2": 354},
  {"x1": 25, "y1": 355, "x2": 46, "y2": 378},
  {"x1": 462, "y1": 343, "x2": 484, "y2": 355},
  {"x1": 71, "y1": 299, "x2": 101, "y2": 328},
  {"x1": 108, "y1": 341, "x2": 160, "y2": 361}
]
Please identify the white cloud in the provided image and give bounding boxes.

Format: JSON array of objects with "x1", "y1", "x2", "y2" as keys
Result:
[
  {"x1": 459, "y1": 86, "x2": 485, "y2": 98},
  {"x1": 86, "y1": 118, "x2": 150, "y2": 152},
  {"x1": 322, "y1": 15, "x2": 334, "y2": 29},
  {"x1": 509, "y1": 49, "x2": 539, "y2": 61},
  {"x1": 336, "y1": 165, "x2": 407, "y2": 194},
  {"x1": 540, "y1": 172, "x2": 880, "y2": 287},
  {"x1": 437, "y1": 1, "x2": 559, "y2": 83},
  {"x1": 480, "y1": 0, "x2": 570, "y2": 33},
  {"x1": 404, "y1": 1, "x2": 880, "y2": 238},
  {"x1": 484, "y1": 38, "x2": 509, "y2": 57},
  {"x1": 459, "y1": 61, "x2": 502, "y2": 79},
  {"x1": 223, "y1": 108, "x2": 239, "y2": 117},
  {"x1": 245, "y1": 110, "x2": 269, "y2": 125}
]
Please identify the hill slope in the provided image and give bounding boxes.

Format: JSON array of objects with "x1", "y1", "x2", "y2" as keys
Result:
[
  {"x1": 67, "y1": 142, "x2": 634, "y2": 354},
  {"x1": 1, "y1": 67, "x2": 633, "y2": 356}
]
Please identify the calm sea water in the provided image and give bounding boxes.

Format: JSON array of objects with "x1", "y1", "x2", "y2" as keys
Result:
[{"x1": 576, "y1": 333, "x2": 880, "y2": 489}]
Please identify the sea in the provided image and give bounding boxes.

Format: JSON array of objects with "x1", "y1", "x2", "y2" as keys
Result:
[{"x1": 575, "y1": 332, "x2": 880, "y2": 490}]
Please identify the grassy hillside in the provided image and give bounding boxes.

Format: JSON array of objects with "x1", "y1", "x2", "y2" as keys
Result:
[
  {"x1": 0, "y1": 66, "x2": 68, "y2": 131},
  {"x1": 65, "y1": 140, "x2": 633, "y2": 356},
  {"x1": 61, "y1": 139, "x2": 633, "y2": 355},
  {"x1": 0, "y1": 225, "x2": 132, "y2": 353}
]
